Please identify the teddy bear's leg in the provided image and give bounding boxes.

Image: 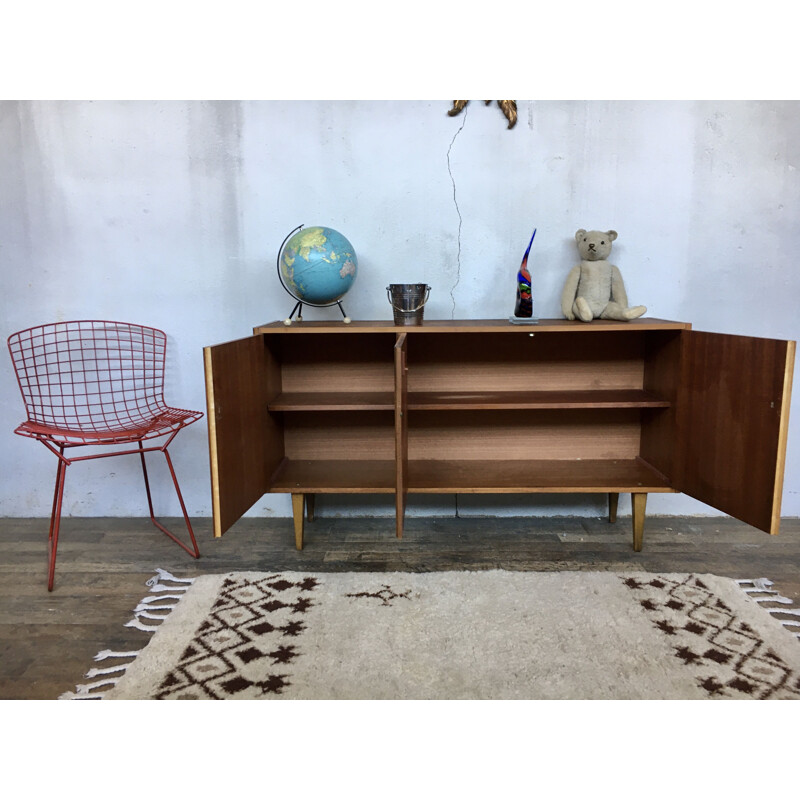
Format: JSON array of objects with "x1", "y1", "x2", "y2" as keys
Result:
[
  {"x1": 602, "y1": 303, "x2": 647, "y2": 321},
  {"x1": 622, "y1": 305, "x2": 647, "y2": 320},
  {"x1": 599, "y1": 302, "x2": 628, "y2": 321},
  {"x1": 573, "y1": 297, "x2": 594, "y2": 322}
]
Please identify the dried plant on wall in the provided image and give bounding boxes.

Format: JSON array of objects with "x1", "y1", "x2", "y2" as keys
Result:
[{"x1": 448, "y1": 100, "x2": 518, "y2": 129}]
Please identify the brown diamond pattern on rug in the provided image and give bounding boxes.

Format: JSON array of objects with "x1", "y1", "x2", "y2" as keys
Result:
[
  {"x1": 154, "y1": 573, "x2": 317, "y2": 699},
  {"x1": 345, "y1": 584, "x2": 412, "y2": 606},
  {"x1": 70, "y1": 570, "x2": 800, "y2": 700},
  {"x1": 622, "y1": 574, "x2": 800, "y2": 699}
]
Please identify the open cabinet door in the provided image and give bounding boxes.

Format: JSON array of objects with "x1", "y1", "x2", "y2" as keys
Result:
[
  {"x1": 204, "y1": 334, "x2": 283, "y2": 538},
  {"x1": 394, "y1": 333, "x2": 409, "y2": 538},
  {"x1": 675, "y1": 330, "x2": 795, "y2": 534}
]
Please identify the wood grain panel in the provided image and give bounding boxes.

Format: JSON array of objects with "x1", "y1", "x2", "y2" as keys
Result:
[
  {"x1": 395, "y1": 334, "x2": 409, "y2": 537},
  {"x1": 254, "y1": 318, "x2": 691, "y2": 334},
  {"x1": 772, "y1": 341, "x2": 795, "y2": 532},
  {"x1": 408, "y1": 389, "x2": 669, "y2": 409},
  {"x1": 675, "y1": 330, "x2": 795, "y2": 534},
  {"x1": 283, "y1": 411, "x2": 395, "y2": 460},
  {"x1": 269, "y1": 459, "x2": 395, "y2": 492},
  {"x1": 406, "y1": 331, "x2": 646, "y2": 392},
  {"x1": 266, "y1": 457, "x2": 672, "y2": 494},
  {"x1": 407, "y1": 409, "x2": 643, "y2": 461},
  {"x1": 640, "y1": 330, "x2": 683, "y2": 480},
  {"x1": 269, "y1": 392, "x2": 394, "y2": 411},
  {"x1": 269, "y1": 389, "x2": 668, "y2": 411},
  {"x1": 204, "y1": 335, "x2": 283, "y2": 537},
  {"x1": 407, "y1": 458, "x2": 673, "y2": 493},
  {"x1": 280, "y1": 333, "x2": 395, "y2": 392}
]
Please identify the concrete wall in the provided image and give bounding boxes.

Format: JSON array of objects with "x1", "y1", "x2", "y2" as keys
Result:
[{"x1": 1, "y1": 100, "x2": 798, "y2": 521}]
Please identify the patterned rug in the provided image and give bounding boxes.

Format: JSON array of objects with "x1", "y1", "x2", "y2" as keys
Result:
[{"x1": 62, "y1": 569, "x2": 800, "y2": 700}]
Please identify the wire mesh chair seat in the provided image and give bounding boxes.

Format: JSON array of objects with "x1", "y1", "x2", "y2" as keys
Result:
[
  {"x1": 13, "y1": 405, "x2": 203, "y2": 446},
  {"x1": 8, "y1": 320, "x2": 202, "y2": 591}
]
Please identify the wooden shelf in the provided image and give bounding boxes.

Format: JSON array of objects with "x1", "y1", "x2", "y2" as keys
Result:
[
  {"x1": 269, "y1": 389, "x2": 669, "y2": 412},
  {"x1": 269, "y1": 392, "x2": 394, "y2": 411},
  {"x1": 408, "y1": 458, "x2": 673, "y2": 493},
  {"x1": 270, "y1": 459, "x2": 396, "y2": 493},
  {"x1": 408, "y1": 389, "x2": 669, "y2": 410},
  {"x1": 268, "y1": 457, "x2": 672, "y2": 494}
]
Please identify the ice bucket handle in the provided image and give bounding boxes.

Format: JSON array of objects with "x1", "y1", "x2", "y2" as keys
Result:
[{"x1": 386, "y1": 284, "x2": 431, "y2": 313}]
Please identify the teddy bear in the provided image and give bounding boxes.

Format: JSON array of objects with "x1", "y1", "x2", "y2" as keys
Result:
[{"x1": 560, "y1": 229, "x2": 646, "y2": 322}]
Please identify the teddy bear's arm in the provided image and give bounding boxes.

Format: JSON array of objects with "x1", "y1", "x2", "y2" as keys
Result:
[
  {"x1": 609, "y1": 265, "x2": 629, "y2": 308},
  {"x1": 560, "y1": 266, "x2": 581, "y2": 320}
]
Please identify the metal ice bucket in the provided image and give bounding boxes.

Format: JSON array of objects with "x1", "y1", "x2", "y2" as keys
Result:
[{"x1": 387, "y1": 283, "x2": 431, "y2": 326}]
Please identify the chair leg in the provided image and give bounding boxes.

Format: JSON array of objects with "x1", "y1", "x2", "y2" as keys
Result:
[
  {"x1": 139, "y1": 442, "x2": 157, "y2": 519},
  {"x1": 47, "y1": 455, "x2": 68, "y2": 592},
  {"x1": 139, "y1": 443, "x2": 200, "y2": 558}
]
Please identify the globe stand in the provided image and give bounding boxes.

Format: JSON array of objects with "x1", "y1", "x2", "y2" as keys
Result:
[
  {"x1": 284, "y1": 299, "x2": 351, "y2": 326},
  {"x1": 277, "y1": 224, "x2": 353, "y2": 326}
]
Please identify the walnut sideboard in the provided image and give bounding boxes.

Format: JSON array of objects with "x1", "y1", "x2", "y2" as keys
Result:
[{"x1": 203, "y1": 319, "x2": 795, "y2": 551}]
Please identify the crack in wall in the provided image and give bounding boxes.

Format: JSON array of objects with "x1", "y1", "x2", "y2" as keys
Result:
[
  {"x1": 446, "y1": 105, "x2": 468, "y2": 319},
  {"x1": 446, "y1": 107, "x2": 468, "y2": 515}
]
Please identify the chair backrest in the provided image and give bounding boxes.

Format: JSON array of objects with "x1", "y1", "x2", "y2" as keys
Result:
[{"x1": 7, "y1": 320, "x2": 169, "y2": 433}]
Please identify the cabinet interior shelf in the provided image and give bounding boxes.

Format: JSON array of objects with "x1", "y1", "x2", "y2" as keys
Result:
[
  {"x1": 268, "y1": 389, "x2": 670, "y2": 412},
  {"x1": 269, "y1": 457, "x2": 672, "y2": 494}
]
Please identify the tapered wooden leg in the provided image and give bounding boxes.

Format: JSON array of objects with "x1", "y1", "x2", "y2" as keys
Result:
[
  {"x1": 632, "y1": 492, "x2": 647, "y2": 552},
  {"x1": 608, "y1": 492, "x2": 619, "y2": 523},
  {"x1": 306, "y1": 493, "x2": 315, "y2": 522},
  {"x1": 292, "y1": 493, "x2": 304, "y2": 550}
]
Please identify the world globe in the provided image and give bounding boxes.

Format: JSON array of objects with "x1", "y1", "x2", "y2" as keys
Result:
[{"x1": 278, "y1": 226, "x2": 358, "y2": 324}]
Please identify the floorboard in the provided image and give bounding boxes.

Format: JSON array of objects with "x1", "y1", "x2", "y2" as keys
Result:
[{"x1": 1, "y1": 515, "x2": 799, "y2": 699}]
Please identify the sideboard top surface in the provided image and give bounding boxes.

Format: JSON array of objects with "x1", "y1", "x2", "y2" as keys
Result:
[{"x1": 254, "y1": 318, "x2": 692, "y2": 335}]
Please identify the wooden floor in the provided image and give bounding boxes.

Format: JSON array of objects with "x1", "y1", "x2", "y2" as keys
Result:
[{"x1": 1, "y1": 514, "x2": 799, "y2": 700}]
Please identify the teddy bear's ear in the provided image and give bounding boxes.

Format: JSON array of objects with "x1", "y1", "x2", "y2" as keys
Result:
[
  {"x1": 607, "y1": 230, "x2": 618, "y2": 242},
  {"x1": 575, "y1": 229, "x2": 586, "y2": 241}
]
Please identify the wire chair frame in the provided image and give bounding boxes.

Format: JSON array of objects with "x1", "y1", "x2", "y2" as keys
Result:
[{"x1": 7, "y1": 320, "x2": 202, "y2": 591}]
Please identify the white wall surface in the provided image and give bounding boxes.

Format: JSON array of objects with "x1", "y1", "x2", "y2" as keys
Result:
[{"x1": 1, "y1": 99, "x2": 799, "y2": 521}]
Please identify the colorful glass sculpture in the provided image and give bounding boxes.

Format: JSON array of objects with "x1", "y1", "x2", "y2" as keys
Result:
[{"x1": 514, "y1": 228, "x2": 536, "y2": 318}]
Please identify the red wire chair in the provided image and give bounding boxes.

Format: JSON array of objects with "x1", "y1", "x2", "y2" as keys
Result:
[{"x1": 7, "y1": 320, "x2": 202, "y2": 591}]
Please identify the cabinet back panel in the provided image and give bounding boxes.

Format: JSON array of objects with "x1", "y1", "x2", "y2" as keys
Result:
[
  {"x1": 283, "y1": 411, "x2": 395, "y2": 460},
  {"x1": 407, "y1": 332, "x2": 645, "y2": 392},
  {"x1": 278, "y1": 334, "x2": 395, "y2": 393},
  {"x1": 407, "y1": 409, "x2": 641, "y2": 461}
]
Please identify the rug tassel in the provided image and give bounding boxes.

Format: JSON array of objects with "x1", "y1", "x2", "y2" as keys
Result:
[
  {"x1": 737, "y1": 577, "x2": 774, "y2": 591},
  {"x1": 125, "y1": 616, "x2": 167, "y2": 633},
  {"x1": 94, "y1": 649, "x2": 141, "y2": 661},
  {"x1": 736, "y1": 577, "x2": 800, "y2": 640},
  {"x1": 736, "y1": 578, "x2": 793, "y2": 603},
  {"x1": 58, "y1": 677, "x2": 121, "y2": 700},
  {"x1": 129, "y1": 571, "x2": 194, "y2": 631},
  {"x1": 146, "y1": 567, "x2": 195, "y2": 592},
  {"x1": 85, "y1": 655, "x2": 142, "y2": 678},
  {"x1": 750, "y1": 594, "x2": 794, "y2": 604},
  {"x1": 766, "y1": 608, "x2": 800, "y2": 618},
  {"x1": 61, "y1": 568, "x2": 194, "y2": 699},
  {"x1": 125, "y1": 589, "x2": 193, "y2": 631},
  {"x1": 137, "y1": 593, "x2": 185, "y2": 606}
]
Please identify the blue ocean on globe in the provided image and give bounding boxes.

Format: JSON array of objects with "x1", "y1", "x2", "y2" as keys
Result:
[{"x1": 279, "y1": 226, "x2": 358, "y2": 305}]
